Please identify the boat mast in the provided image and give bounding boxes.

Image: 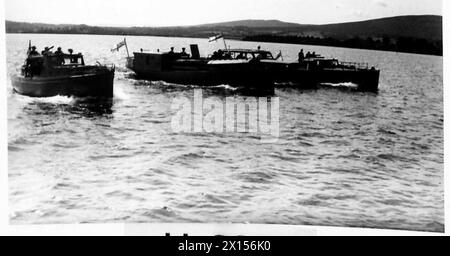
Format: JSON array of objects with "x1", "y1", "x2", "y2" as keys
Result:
[
  {"x1": 27, "y1": 40, "x2": 31, "y2": 56},
  {"x1": 124, "y1": 38, "x2": 130, "y2": 58},
  {"x1": 222, "y1": 34, "x2": 228, "y2": 50}
]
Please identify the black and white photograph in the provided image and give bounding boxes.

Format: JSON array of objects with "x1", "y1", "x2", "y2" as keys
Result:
[{"x1": 0, "y1": 0, "x2": 446, "y2": 235}]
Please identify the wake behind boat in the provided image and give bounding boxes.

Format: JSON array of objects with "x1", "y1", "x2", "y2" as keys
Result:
[{"x1": 11, "y1": 43, "x2": 115, "y2": 98}]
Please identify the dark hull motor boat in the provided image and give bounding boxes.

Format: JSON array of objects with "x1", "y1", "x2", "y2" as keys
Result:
[
  {"x1": 12, "y1": 68, "x2": 114, "y2": 98},
  {"x1": 283, "y1": 58, "x2": 380, "y2": 92},
  {"x1": 126, "y1": 45, "x2": 275, "y2": 91},
  {"x1": 125, "y1": 36, "x2": 379, "y2": 92},
  {"x1": 12, "y1": 46, "x2": 115, "y2": 98},
  {"x1": 259, "y1": 55, "x2": 380, "y2": 92}
]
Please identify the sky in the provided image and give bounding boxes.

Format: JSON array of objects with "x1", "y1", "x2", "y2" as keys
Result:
[{"x1": 4, "y1": 0, "x2": 443, "y2": 27}]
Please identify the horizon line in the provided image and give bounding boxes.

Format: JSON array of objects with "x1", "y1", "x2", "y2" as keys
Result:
[{"x1": 4, "y1": 14, "x2": 442, "y2": 28}]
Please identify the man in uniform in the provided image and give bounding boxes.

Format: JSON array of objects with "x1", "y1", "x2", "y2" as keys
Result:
[
  {"x1": 55, "y1": 47, "x2": 65, "y2": 65},
  {"x1": 298, "y1": 49, "x2": 304, "y2": 62},
  {"x1": 180, "y1": 47, "x2": 190, "y2": 58},
  {"x1": 55, "y1": 47, "x2": 64, "y2": 55},
  {"x1": 42, "y1": 46, "x2": 54, "y2": 55},
  {"x1": 29, "y1": 46, "x2": 39, "y2": 56}
]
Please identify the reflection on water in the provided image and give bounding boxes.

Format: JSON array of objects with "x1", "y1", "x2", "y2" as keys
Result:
[{"x1": 7, "y1": 34, "x2": 444, "y2": 232}]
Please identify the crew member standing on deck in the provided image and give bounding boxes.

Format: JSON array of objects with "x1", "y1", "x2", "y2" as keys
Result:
[
  {"x1": 55, "y1": 47, "x2": 63, "y2": 55},
  {"x1": 42, "y1": 47, "x2": 53, "y2": 56},
  {"x1": 55, "y1": 47, "x2": 65, "y2": 65},
  {"x1": 298, "y1": 49, "x2": 304, "y2": 62},
  {"x1": 167, "y1": 47, "x2": 176, "y2": 61},
  {"x1": 305, "y1": 51, "x2": 311, "y2": 58},
  {"x1": 180, "y1": 47, "x2": 189, "y2": 58},
  {"x1": 26, "y1": 46, "x2": 41, "y2": 76},
  {"x1": 29, "y1": 46, "x2": 39, "y2": 56}
]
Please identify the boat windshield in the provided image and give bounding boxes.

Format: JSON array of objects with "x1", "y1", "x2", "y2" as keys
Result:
[
  {"x1": 215, "y1": 50, "x2": 274, "y2": 60},
  {"x1": 22, "y1": 53, "x2": 86, "y2": 77},
  {"x1": 45, "y1": 53, "x2": 85, "y2": 67}
]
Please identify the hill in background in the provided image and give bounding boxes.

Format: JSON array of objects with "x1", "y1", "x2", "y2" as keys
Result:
[
  {"x1": 196, "y1": 15, "x2": 442, "y2": 41},
  {"x1": 194, "y1": 19, "x2": 303, "y2": 28},
  {"x1": 5, "y1": 15, "x2": 442, "y2": 55}
]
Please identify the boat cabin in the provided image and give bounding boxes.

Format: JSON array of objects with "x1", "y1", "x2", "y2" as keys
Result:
[
  {"x1": 129, "y1": 44, "x2": 281, "y2": 73},
  {"x1": 302, "y1": 57, "x2": 339, "y2": 67},
  {"x1": 23, "y1": 53, "x2": 86, "y2": 77},
  {"x1": 294, "y1": 57, "x2": 340, "y2": 70},
  {"x1": 210, "y1": 49, "x2": 276, "y2": 61}
]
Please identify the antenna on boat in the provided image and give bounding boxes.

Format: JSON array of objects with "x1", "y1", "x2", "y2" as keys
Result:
[
  {"x1": 222, "y1": 34, "x2": 228, "y2": 50},
  {"x1": 27, "y1": 40, "x2": 31, "y2": 55}
]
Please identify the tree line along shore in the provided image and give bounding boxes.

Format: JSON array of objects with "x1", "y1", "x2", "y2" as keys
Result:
[
  {"x1": 243, "y1": 35, "x2": 442, "y2": 56},
  {"x1": 7, "y1": 28, "x2": 442, "y2": 56},
  {"x1": 6, "y1": 15, "x2": 442, "y2": 56}
]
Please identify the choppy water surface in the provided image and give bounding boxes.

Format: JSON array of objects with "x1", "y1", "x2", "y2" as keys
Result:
[{"x1": 6, "y1": 34, "x2": 443, "y2": 232}]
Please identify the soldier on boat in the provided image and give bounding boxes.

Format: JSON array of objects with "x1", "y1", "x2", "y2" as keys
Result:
[
  {"x1": 123, "y1": 35, "x2": 380, "y2": 92},
  {"x1": 12, "y1": 42, "x2": 115, "y2": 98}
]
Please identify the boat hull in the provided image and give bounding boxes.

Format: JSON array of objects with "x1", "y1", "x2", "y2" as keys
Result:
[
  {"x1": 11, "y1": 70, "x2": 114, "y2": 98},
  {"x1": 279, "y1": 68, "x2": 380, "y2": 92},
  {"x1": 133, "y1": 68, "x2": 274, "y2": 91},
  {"x1": 128, "y1": 52, "x2": 380, "y2": 92},
  {"x1": 128, "y1": 53, "x2": 274, "y2": 92}
]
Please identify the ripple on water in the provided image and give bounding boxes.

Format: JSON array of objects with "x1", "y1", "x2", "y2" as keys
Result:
[{"x1": 6, "y1": 34, "x2": 444, "y2": 232}]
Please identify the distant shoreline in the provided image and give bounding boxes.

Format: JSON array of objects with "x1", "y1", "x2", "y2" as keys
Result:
[
  {"x1": 243, "y1": 35, "x2": 442, "y2": 56},
  {"x1": 6, "y1": 15, "x2": 442, "y2": 56},
  {"x1": 6, "y1": 31, "x2": 442, "y2": 57}
]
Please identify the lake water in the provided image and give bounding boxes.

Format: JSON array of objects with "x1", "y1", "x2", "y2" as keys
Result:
[{"x1": 6, "y1": 34, "x2": 444, "y2": 232}]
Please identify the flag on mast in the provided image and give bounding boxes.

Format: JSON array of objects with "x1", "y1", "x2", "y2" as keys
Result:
[
  {"x1": 209, "y1": 34, "x2": 227, "y2": 49},
  {"x1": 111, "y1": 38, "x2": 130, "y2": 57},
  {"x1": 208, "y1": 34, "x2": 224, "y2": 42},
  {"x1": 111, "y1": 39, "x2": 126, "y2": 52}
]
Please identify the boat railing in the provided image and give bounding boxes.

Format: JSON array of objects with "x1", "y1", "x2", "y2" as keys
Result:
[{"x1": 340, "y1": 61, "x2": 369, "y2": 69}]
